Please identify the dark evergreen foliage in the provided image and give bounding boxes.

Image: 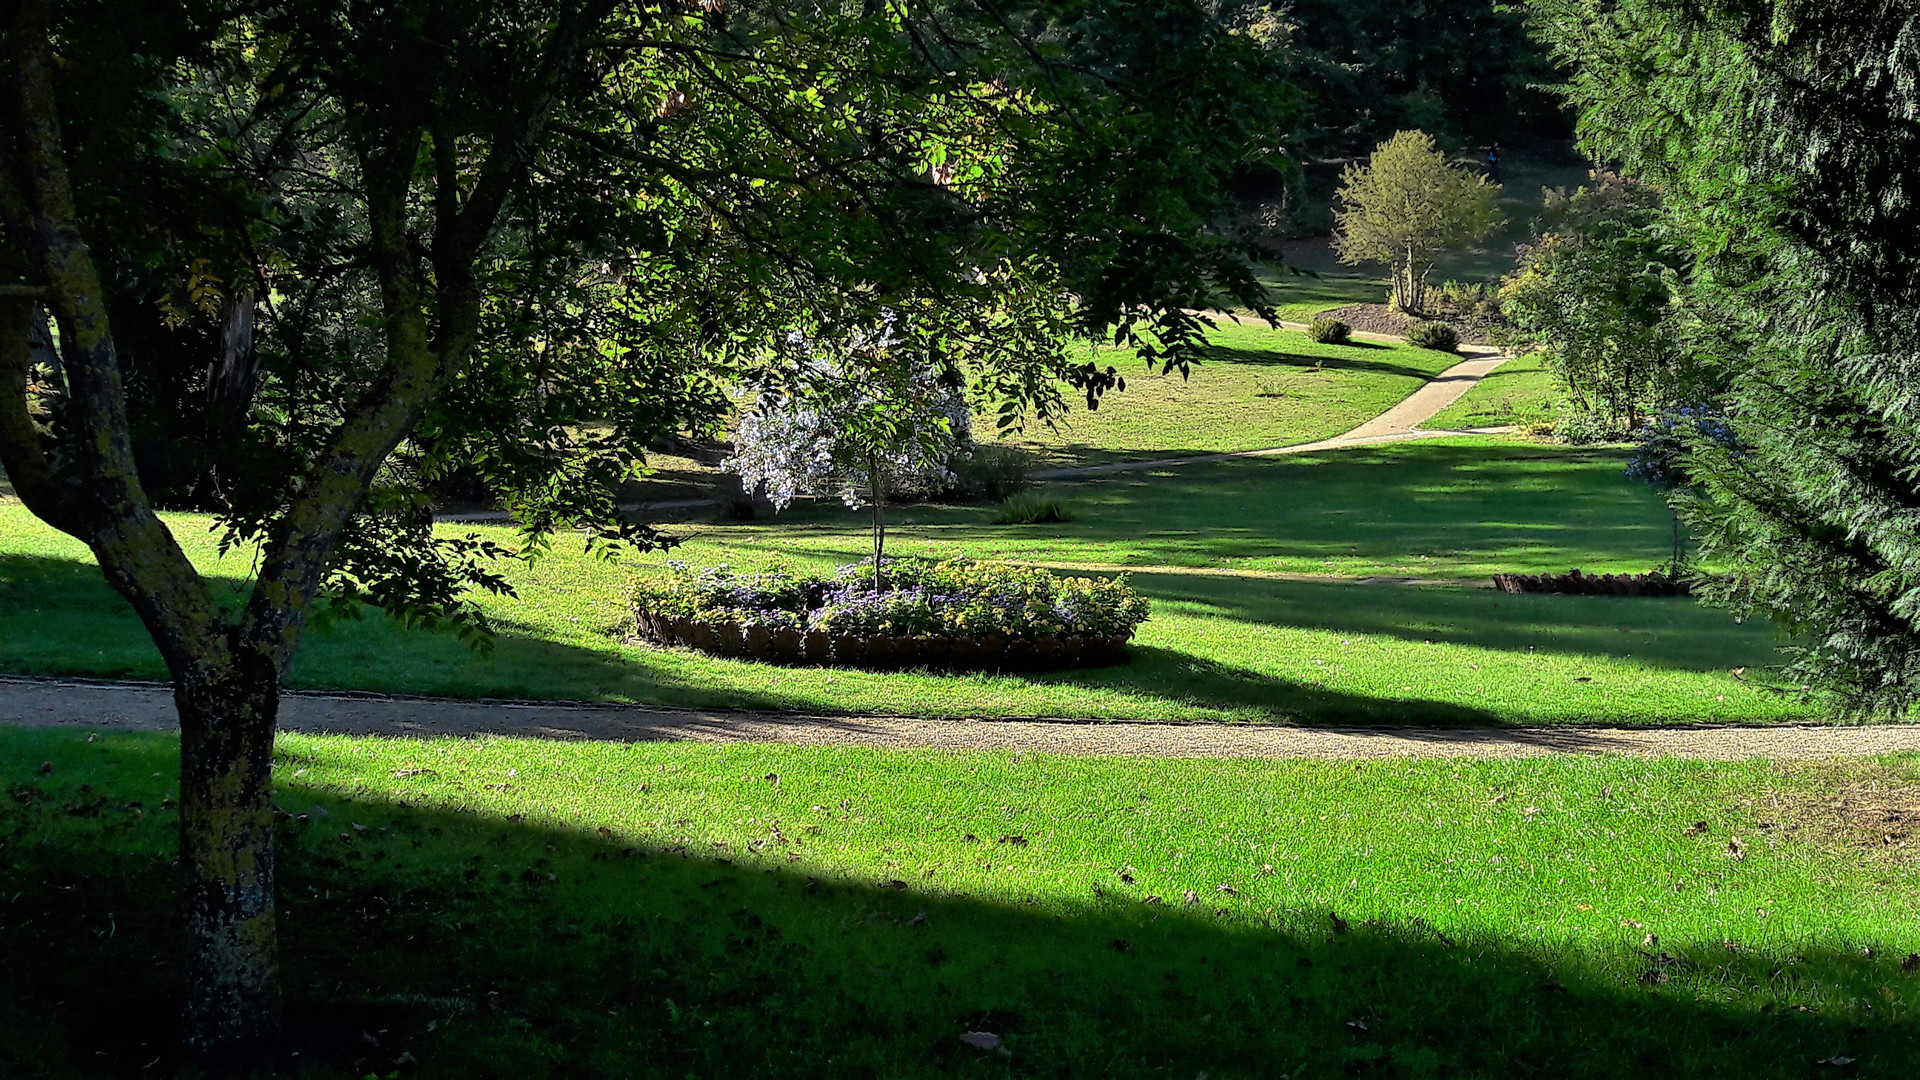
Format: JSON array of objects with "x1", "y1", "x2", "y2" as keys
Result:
[{"x1": 1532, "y1": 0, "x2": 1920, "y2": 712}]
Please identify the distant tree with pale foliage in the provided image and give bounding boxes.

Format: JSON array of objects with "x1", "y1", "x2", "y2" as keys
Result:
[
  {"x1": 1333, "y1": 130, "x2": 1503, "y2": 313},
  {"x1": 726, "y1": 337, "x2": 971, "y2": 592}
]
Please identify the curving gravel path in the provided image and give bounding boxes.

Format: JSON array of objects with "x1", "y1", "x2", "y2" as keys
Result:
[
  {"x1": 4, "y1": 676, "x2": 1916, "y2": 761},
  {"x1": 1032, "y1": 348, "x2": 1513, "y2": 480}
]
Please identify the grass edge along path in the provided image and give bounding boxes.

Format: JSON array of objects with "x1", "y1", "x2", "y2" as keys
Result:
[
  {"x1": 0, "y1": 676, "x2": 1907, "y2": 758},
  {"x1": 4, "y1": 726, "x2": 1919, "y2": 1078}
]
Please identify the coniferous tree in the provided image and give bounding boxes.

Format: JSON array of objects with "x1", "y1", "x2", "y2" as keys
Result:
[{"x1": 1530, "y1": 0, "x2": 1920, "y2": 711}]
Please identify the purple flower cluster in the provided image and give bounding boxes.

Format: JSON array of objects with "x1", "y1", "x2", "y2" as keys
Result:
[{"x1": 631, "y1": 557, "x2": 1151, "y2": 641}]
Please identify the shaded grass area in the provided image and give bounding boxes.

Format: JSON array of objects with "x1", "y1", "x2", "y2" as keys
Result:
[
  {"x1": 6, "y1": 728, "x2": 1920, "y2": 1078},
  {"x1": 1427, "y1": 353, "x2": 1559, "y2": 431},
  {"x1": 710, "y1": 438, "x2": 1693, "y2": 581},
  {"x1": 985, "y1": 322, "x2": 1455, "y2": 468},
  {"x1": 1257, "y1": 266, "x2": 1388, "y2": 323}
]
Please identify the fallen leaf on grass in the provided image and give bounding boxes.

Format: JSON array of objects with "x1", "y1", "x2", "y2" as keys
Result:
[
  {"x1": 997, "y1": 835, "x2": 1028, "y2": 846},
  {"x1": 1816, "y1": 1057, "x2": 1855, "y2": 1068},
  {"x1": 596, "y1": 826, "x2": 614, "y2": 839},
  {"x1": 1118, "y1": 867, "x2": 1136, "y2": 885},
  {"x1": 1727, "y1": 836, "x2": 1748, "y2": 860},
  {"x1": 1215, "y1": 884, "x2": 1238, "y2": 896},
  {"x1": 1329, "y1": 912, "x2": 1350, "y2": 935},
  {"x1": 1344, "y1": 1018, "x2": 1368, "y2": 1031},
  {"x1": 1182, "y1": 889, "x2": 1199, "y2": 905},
  {"x1": 910, "y1": 910, "x2": 927, "y2": 928},
  {"x1": 878, "y1": 879, "x2": 908, "y2": 890},
  {"x1": 392, "y1": 768, "x2": 434, "y2": 778},
  {"x1": 1684, "y1": 821, "x2": 1709, "y2": 837},
  {"x1": 958, "y1": 1031, "x2": 1002, "y2": 1051},
  {"x1": 1903, "y1": 953, "x2": 1920, "y2": 973}
]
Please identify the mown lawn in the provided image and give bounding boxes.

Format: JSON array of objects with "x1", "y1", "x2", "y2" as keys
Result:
[
  {"x1": 0, "y1": 438, "x2": 1806, "y2": 724},
  {"x1": 1427, "y1": 353, "x2": 1559, "y2": 431},
  {"x1": 976, "y1": 321, "x2": 1457, "y2": 468},
  {"x1": 5, "y1": 727, "x2": 1917, "y2": 1078}
]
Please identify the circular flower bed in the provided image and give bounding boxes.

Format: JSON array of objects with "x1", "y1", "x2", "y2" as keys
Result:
[{"x1": 630, "y1": 558, "x2": 1150, "y2": 671}]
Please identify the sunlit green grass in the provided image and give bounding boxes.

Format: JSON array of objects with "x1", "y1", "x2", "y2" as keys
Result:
[
  {"x1": 1427, "y1": 353, "x2": 1559, "y2": 431},
  {"x1": 6, "y1": 727, "x2": 1918, "y2": 1077},
  {"x1": 0, "y1": 438, "x2": 1807, "y2": 724},
  {"x1": 984, "y1": 321, "x2": 1456, "y2": 467}
]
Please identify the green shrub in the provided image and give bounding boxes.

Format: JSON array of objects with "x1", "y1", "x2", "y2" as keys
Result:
[
  {"x1": 630, "y1": 558, "x2": 1149, "y2": 640},
  {"x1": 1407, "y1": 321, "x2": 1460, "y2": 352},
  {"x1": 1551, "y1": 410, "x2": 1625, "y2": 446},
  {"x1": 1306, "y1": 317, "x2": 1352, "y2": 345},
  {"x1": 1430, "y1": 280, "x2": 1501, "y2": 319},
  {"x1": 946, "y1": 444, "x2": 1033, "y2": 500},
  {"x1": 991, "y1": 493, "x2": 1075, "y2": 525},
  {"x1": 1253, "y1": 374, "x2": 1288, "y2": 399}
]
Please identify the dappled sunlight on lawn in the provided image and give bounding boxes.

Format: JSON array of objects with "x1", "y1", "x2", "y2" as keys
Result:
[
  {"x1": 0, "y1": 436, "x2": 1809, "y2": 725},
  {"x1": 695, "y1": 438, "x2": 1680, "y2": 581}
]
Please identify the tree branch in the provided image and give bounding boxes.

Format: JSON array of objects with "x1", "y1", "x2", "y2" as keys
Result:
[{"x1": 243, "y1": 0, "x2": 621, "y2": 671}]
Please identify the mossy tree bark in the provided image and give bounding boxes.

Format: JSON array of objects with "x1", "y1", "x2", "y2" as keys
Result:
[{"x1": 175, "y1": 656, "x2": 283, "y2": 1062}]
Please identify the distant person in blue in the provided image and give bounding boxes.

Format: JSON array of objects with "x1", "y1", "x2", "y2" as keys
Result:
[{"x1": 1486, "y1": 143, "x2": 1501, "y2": 183}]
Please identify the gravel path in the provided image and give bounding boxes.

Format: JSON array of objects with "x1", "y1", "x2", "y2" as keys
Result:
[
  {"x1": 1033, "y1": 349, "x2": 1512, "y2": 480},
  {"x1": 5, "y1": 677, "x2": 1915, "y2": 761}
]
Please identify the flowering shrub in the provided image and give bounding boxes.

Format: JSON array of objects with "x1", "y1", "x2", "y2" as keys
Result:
[
  {"x1": 723, "y1": 338, "x2": 972, "y2": 512},
  {"x1": 630, "y1": 557, "x2": 1150, "y2": 642},
  {"x1": 1626, "y1": 405, "x2": 1736, "y2": 488}
]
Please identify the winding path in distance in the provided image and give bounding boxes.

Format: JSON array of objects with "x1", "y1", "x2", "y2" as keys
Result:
[
  {"x1": 430, "y1": 338, "x2": 1515, "y2": 519},
  {"x1": 1034, "y1": 346, "x2": 1513, "y2": 481}
]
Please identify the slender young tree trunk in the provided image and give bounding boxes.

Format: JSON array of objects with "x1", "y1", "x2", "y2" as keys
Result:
[
  {"x1": 174, "y1": 652, "x2": 282, "y2": 1066},
  {"x1": 869, "y1": 451, "x2": 886, "y2": 592}
]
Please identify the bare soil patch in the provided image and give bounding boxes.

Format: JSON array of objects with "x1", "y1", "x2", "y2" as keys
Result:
[{"x1": 1320, "y1": 303, "x2": 1499, "y2": 347}]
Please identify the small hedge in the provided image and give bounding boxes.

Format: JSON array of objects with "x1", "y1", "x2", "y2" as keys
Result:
[
  {"x1": 1491, "y1": 568, "x2": 1692, "y2": 597},
  {"x1": 1306, "y1": 317, "x2": 1352, "y2": 345},
  {"x1": 631, "y1": 558, "x2": 1149, "y2": 670},
  {"x1": 1406, "y1": 321, "x2": 1460, "y2": 353},
  {"x1": 991, "y1": 493, "x2": 1074, "y2": 525}
]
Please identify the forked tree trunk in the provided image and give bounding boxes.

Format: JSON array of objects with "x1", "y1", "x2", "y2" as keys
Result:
[{"x1": 174, "y1": 654, "x2": 282, "y2": 1065}]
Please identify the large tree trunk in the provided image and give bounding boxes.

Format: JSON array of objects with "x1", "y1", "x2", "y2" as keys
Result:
[{"x1": 174, "y1": 654, "x2": 282, "y2": 1065}]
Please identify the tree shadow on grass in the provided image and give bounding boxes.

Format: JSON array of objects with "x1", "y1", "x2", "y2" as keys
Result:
[
  {"x1": 1021, "y1": 644, "x2": 1507, "y2": 728},
  {"x1": 0, "y1": 546, "x2": 1779, "y2": 728},
  {"x1": 6, "y1": 729, "x2": 1915, "y2": 1079},
  {"x1": 1124, "y1": 572, "x2": 1782, "y2": 674},
  {"x1": 1207, "y1": 344, "x2": 1432, "y2": 379}
]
